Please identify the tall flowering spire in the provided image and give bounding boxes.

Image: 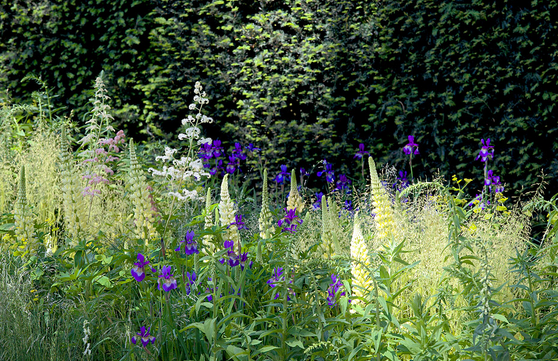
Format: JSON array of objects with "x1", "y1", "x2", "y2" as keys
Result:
[
  {"x1": 287, "y1": 169, "x2": 304, "y2": 213},
  {"x1": 258, "y1": 169, "x2": 275, "y2": 239},
  {"x1": 350, "y1": 213, "x2": 372, "y2": 302},
  {"x1": 219, "y1": 174, "x2": 240, "y2": 249},
  {"x1": 202, "y1": 187, "x2": 215, "y2": 254},
  {"x1": 369, "y1": 157, "x2": 396, "y2": 242},
  {"x1": 128, "y1": 139, "x2": 158, "y2": 246},
  {"x1": 14, "y1": 165, "x2": 37, "y2": 254},
  {"x1": 59, "y1": 129, "x2": 90, "y2": 246}
]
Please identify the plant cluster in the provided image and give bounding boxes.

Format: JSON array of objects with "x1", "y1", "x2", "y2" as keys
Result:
[{"x1": 0, "y1": 81, "x2": 557, "y2": 361}]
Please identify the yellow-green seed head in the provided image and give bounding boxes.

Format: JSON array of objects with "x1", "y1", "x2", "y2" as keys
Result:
[
  {"x1": 350, "y1": 213, "x2": 372, "y2": 302},
  {"x1": 369, "y1": 157, "x2": 396, "y2": 241},
  {"x1": 287, "y1": 169, "x2": 304, "y2": 213},
  {"x1": 259, "y1": 169, "x2": 275, "y2": 239},
  {"x1": 220, "y1": 174, "x2": 240, "y2": 248}
]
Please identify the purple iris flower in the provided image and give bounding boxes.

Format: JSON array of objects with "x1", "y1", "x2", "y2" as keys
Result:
[
  {"x1": 344, "y1": 200, "x2": 353, "y2": 211},
  {"x1": 209, "y1": 159, "x2": 224, "y2": 176},
  {"x1": 211, "y1": 140, "x2": 224, "y2": 158},
  {"x1": 132, "y1": 326, "x2": 156, "y2": 347},
  {"x1": 354, "y1": 143, "x2": 370, "y2": 159},
  {"x1": 131, "y1": 253, "x2": 150, "y2": 282},
  {"x1": 229, "y1": 214, "x2": 247, "y2": 230},
  {"x1": 313, "y1": 192, "x2": 324, "y2": 210},
  {"x1": 476, "y1": 138, "x2": 494, "y2": 162},
  {"x1": 232, "y1": 143, "x2": 247, "y2": 161},
  {"x1": 239, "y1": 252, "x2": 252, "y2": 270},
  {"x1": 221, "y1": 240, "x2": 240, "y2": 267},
  {"x1": 278, "y1": 208, "x2": 303, "y2": 233},
  {"x1": 245, "y1": 143, "x2": 260, "y2": 153},
  {"x1": 335, "y1": 174, "x2": 351, "y2": 192},
  {"x1": 158, "y1": 265, "x2": 178, "y2": 292},
  {"x1": 274, "y1": 165, "x2": 290, "y2": 184},
  {"x1": 300, "y1": 168, "x2": 310, "y2": 177},
  {"x1": 267, "y1": 267, "x2": 294, "y2": 300},
  {"x1": 226, "y1": 155, "x2": 238, "y2": 174},
  {"x1": 317, "y1": 161, "x2": 335, "y2": 183},
  {"x1": 185, "y1": 271, "x2": 196, "y2": 295},
  {"x1": 403, "y1": 135, "x2": 419, "y2": 155},
  {"x1": 199, "y1": 143, "x2": 213, "y2": 160},
  {"x1": 327, "y1": 274, "x2": 347, "y2": 307},
  {"x1": 175, "y1": 230, "x2": 199, "y2": 255},
  {"x1": 394, "y1": 170, "x2": 409, "y2": 191},
  {"x1": 485, "y1": 170, "x2": 504, "y2": 193}
]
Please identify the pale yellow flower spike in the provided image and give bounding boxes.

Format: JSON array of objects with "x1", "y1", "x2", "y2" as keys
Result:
[
  {"x1": 128, "y1": 139, "x2": 158, "y2": 246},
  {"x1": 350, "y1": 213, "x2": 372, "y2": 302},
  {"x1": 14, "y1": 165, "x2": 37, "y2": 255},
  {"x1": 203, "y1": 187, "x2": 215, "y2": 254},
  {"x1": 219, "y1": 174, "x2": 240, "y2": 249},
  {"x1": 369, "y1": 157, "x2": 396, "y2": 242},
  {"x1": 259, "y1": 169, "x2": 275, "y2": 239},
  {"x1": 287, "y1": 169, "x2": 304, "y2": 213}
]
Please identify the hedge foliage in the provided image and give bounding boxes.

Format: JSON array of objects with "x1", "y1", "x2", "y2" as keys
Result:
[{"x1": 1, "y1": 0, "x2": 557, "y2": 197}]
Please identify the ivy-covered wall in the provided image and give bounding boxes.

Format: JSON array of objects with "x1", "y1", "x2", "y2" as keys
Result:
[{"x1": 1, "y1": 0, "x2": 557, "y2": 197}]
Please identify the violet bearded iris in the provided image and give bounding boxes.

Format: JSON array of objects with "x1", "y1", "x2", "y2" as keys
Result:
[
  {"x1": 175, "y1": 230, "x2": 199, "y2": 255},
  {"x1": 158, "y1": 265, "x2": 178, "y2": 292},
  {"x1": 132, "y1": 326, "x2": 156, "y2": 347},
  {"x1": 185, "y1": 271, "x2": 196, "y2": 295},
  {"x1": 274, "y1": 165, "x2": 290, "y2": 184},
  {"x1": 476, "y1": 138, "x2": 494, "y2": 162},
  {"x1": 278, "y1": 208, "x2": 303, "y2": 233},
  {"x1": 267, "y1": 267, "x2": 294, "y2": 300},
  {"x1": 403, "y1": 135, "x2": 419, "y2": 155},
  {"x1": 317, "y1": 160, "x2": 335, "y2": 183},
  {"x1": 131, "y1": 253, "x2": 150, "y2": 282},
  {"x1": 354, "y1": 143, "x2": 370, "y2": 159},
  {"x1": 327, "y1": 274, "x2": 347, "y2": 307}
]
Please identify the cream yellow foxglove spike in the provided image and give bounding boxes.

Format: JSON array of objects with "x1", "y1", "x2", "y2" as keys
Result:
[
  {"x1": 202, "y1": 187, "x2": 215, "y2": 254},
  {"x1": 369, "y1": 157, "x2": 396, "y2": 242},
  {"x1": 327, "y1": 196, "x2": 341, "y2": 254},
  {"x1": 59, "y1": 129, "x2": 89, "y2": 245},
  {"x1": 350, "y1": 213, "x2": 372, "y2": 302},
  {"x1": 219, "y1": 174, "x2": 240, "y2": 248},
  {"x1": 286, "y1": 169, "x2": 304, "y2": 213},
  {"x1": 14, "y1": 165, "x2": 37, "y2": 254},
  {"x1": 128, "y1": 139, "x2": 158, "y2": 246},
  {"x1": 258, "y1": 169, "x2": 275, "y2": 239}
]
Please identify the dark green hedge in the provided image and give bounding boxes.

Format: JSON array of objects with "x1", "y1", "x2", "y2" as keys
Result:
[
  {"x1": 370, "y1": 0, "x2": 558, "y2": 197},
  {"x1": 1, "y1": 0, "x2": 557, "y2": 197}
]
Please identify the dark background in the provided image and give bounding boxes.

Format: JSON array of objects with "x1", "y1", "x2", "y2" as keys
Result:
[{"x1": 1, "y1": 0, "x2": 557, "y2": 199}]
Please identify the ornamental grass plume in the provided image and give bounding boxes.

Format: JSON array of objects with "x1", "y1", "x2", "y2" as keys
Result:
[
  {"x1": 350, "y1": 213, "x2": 372, "y2": 302},
  {"x1": 219, "y1": 174, "x2": 241, "y2": 249},
  {"x1": 287, "y1": 169, "x2": 304, "y2": 213},
  {"x1": 14, "y1": 165, "x2": 37, "y2": 254},
  {"x1": 258, "y1": 169, "x2": 275, "y2": 239},
  {"x1": 369, "y1": 157, "x2": 396, "y2": 242},
  {"x1": 128, "y1": 139, "x2": 158, "y2": 246}
]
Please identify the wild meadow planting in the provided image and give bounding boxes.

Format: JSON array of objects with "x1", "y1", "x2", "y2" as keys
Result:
[{"x1": 1, "y1": 78, "x2": 558, "y2": 361}]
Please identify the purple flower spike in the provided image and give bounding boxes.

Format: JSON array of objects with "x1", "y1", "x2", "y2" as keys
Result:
[
  {"x1": 476, "y1": 138, "x2": 494, "y2": 162},
  {"x1": 158, "y1": 265, "x2": 178, "y2": 292},
  {"x1": 403, "y1": 135, "x2": 419, "y2": 155},
  {"x1": 131, "y1": 253, "x2": 150, "y2": 282},
  {"x1": 354, "y1": 143, "x2": 370, "y2": 159},
  {"x1": 132, "y1": 326, "x2": 156, "y2": 347}
]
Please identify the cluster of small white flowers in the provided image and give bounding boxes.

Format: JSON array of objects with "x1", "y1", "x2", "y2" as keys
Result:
[{"x1": 149, "y1": 82, "x2": 213, "y2": 201}]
